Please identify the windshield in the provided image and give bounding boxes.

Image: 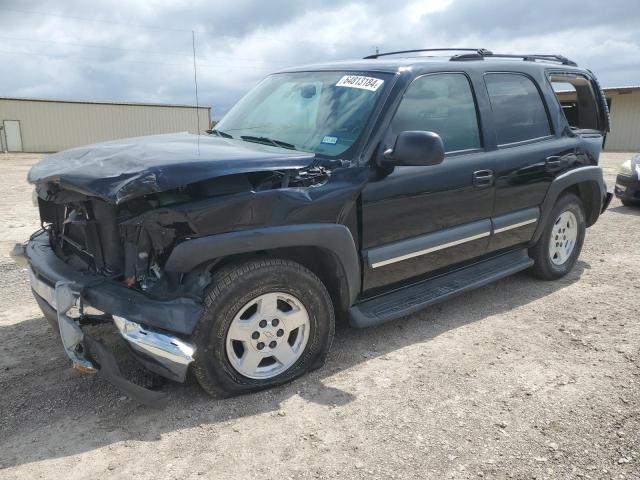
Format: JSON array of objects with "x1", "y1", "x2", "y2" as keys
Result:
[{"x1": 215, "y1": 71, "x2": 390, "y2": 157}]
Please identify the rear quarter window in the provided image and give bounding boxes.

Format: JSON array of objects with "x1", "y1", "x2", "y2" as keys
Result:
[
  {"x1": 549, "y1": 73, "x2": 603, "y2": 132},
  {"x1": 485, "y1": 73, "x2": 551, "y2": 145}
]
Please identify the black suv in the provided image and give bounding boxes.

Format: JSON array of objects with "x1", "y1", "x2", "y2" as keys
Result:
[{"x1": 14, "y1": 48, "x2": 613, "y2": 405}]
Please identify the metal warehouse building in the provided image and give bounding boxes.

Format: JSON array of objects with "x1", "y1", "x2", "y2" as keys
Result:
[
  {"x1": 0, "y1": 97, "x2": 211, "y2": 153},
  {"x1": 600, "y1": 86, "x2": 640, "y2": 152}
]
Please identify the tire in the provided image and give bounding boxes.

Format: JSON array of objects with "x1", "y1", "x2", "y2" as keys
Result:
[
  {"x1": 192, "y1": 258, "x2": 335, "y2": 397},
  {"x1": 529, "y1": 193, "x2": 586, "y2": 280},
  {"x1": 621, "y1": 198, "x2": 640, "y2": 207}
]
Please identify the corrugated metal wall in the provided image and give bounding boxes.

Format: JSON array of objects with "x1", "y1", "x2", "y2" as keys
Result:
[
  {"x1": 605, "y1": 91, "x2": 640, "y2": 152},
  {"x1": 0, "y1": 98, "x2": 211, "y2": 153}
]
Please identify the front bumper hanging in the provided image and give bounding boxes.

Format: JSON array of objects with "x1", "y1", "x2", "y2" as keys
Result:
[
  {"x1": 54, "y1": 281, "x2": 170, "y2": 407},
  {"x1": 13, "y1": 235, "x2": 200, "y2": 408}
]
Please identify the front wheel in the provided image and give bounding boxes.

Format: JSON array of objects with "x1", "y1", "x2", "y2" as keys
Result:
[
  {"x1": 192, "y1": 258, "x2": 335, "y2": 397},
  {"x1": 529, "y1": 193, "x2": 586, "y2": 280}
]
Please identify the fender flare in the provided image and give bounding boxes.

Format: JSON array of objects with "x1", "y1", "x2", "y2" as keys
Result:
[
  {"x1": 532, "y1": 165, "x2": 606, "y2": 243},
  {"x1": 164, "y1": 224, "x2": 361, "y2": 305}
]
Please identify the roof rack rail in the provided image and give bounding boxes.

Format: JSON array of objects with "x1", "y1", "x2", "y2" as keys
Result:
[
  {"x1": 363, "y1": 48, "x2": 493, "y2": 60},
  {"x1": 363, "y1": 48, "x2": 577, "y2": 67},
  {"x1": 450, "y1": 51, "x2": 578, "y2": 67}
]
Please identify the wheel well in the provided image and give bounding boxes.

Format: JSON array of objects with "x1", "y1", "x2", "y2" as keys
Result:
[
  {"x1": 560, "y1": 181, "x2": 601, "y2": 227},
  {"x1": 211, "y1": 246, "x2": 351, "y2": 315}
]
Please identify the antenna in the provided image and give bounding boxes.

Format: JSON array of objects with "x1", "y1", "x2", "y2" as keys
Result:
[{"x1": 191, "y1": 30, "x2": 200, "y2": 136}]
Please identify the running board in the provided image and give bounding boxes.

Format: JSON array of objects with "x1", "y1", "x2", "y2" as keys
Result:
[{"x1": 349, "y1": 249, "x2": 533, "y2": 328}]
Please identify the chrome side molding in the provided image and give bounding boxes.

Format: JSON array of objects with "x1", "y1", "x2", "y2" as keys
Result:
[
  {"x1": 368, "y1": 207, "x2": 541, "y2": 269},
  {"x1": 371, "y1": 231, "x2": 490, "y2": 268},
  {"x1": 492, "y1": 207, "x2": 540, "y2": 235},
  {"x1": 367, "y1": 219, "x2": 492, "y2": 269},
  {"x1": 493, "y1": 217, "x2": 537, "y2": 234}
]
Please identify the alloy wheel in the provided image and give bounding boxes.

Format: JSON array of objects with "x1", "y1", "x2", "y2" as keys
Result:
[
  {"x1": 225, "y1": 292, "x2": 310, "y2": 379},
  {"x1": 549, "y1": 210, "x2": 578, "y2": 266}
]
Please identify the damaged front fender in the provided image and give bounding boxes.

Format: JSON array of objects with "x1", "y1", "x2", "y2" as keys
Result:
[
  {"x1": 121, "y1": 167, "x2": 369, "y2": 305},
  {"x1": 165, "y1": 223, "x2": 362, "y2": 305},
  {"x1": 122, "y1": 165, "x2": 368, "y2": 241}
]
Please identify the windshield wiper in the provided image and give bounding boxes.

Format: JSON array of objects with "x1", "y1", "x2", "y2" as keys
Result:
[
  {"x1": 207, "y1": 128, "x2": 233, "y2": 139},
  {"x1": 240, "y1": 135, "x2": 296, "y2": 150}
]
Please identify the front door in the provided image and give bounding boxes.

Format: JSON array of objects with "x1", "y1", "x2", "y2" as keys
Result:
[
  {"x1": 3, "y1": 120, "x2": 23, "y2": 152},
  {"x1": 361, "y1": 72, "x2": 497, "y2": 294}
]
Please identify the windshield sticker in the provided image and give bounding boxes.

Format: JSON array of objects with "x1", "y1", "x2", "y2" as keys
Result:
[
  {"x1": 321, "y1": 135, "x2": 339, "y2": 145},
  {"x1": 336, "y1": 75, "x2": 384, "y2": 92}
]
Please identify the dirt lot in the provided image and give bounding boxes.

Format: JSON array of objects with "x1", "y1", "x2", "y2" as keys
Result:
[{"x1": 0, "y1": 152, "x2": 639, "y2": 480}]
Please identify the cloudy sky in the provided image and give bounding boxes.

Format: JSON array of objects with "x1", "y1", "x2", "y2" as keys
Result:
[{"x1": 1, "y1": 0, "x2": 639, "y2": 119}]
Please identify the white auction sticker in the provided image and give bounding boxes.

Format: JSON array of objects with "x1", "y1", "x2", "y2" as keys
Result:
[{"x1": 336, "y1": 75, "x2": 384, "y2": 91}]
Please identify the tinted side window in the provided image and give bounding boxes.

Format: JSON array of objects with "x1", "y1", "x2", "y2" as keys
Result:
[
  {"x1": 391, "y1": 73, "x2": 481, "y2": 152},
  {"x1": 485, "y1": 73, "x2": 551, "y2": 145}
]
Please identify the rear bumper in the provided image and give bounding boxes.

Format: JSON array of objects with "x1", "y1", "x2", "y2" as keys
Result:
[{"x1": 13, "y1": 232, "x2": 202, "y2": 407}]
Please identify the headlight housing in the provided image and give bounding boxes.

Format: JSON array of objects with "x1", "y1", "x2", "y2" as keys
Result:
[{"x1": 619, "y1": 159, "x2": 632, "y2": 177}]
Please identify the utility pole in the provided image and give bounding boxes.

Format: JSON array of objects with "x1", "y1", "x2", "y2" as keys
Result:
[{"x1": 192, "y1": 30, "x2": 200, "y2": 136}]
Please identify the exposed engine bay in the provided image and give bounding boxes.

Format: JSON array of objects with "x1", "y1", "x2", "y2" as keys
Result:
[{"x1": 35, "y1": 166, "x2": 332, "y2": 297}]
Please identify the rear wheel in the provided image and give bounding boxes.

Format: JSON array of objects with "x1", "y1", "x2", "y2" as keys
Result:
[
  {"x1": 529, "y1": 193, "x2": 586, "y2": 280},
  {"x1": 192, "y1": 258, "x2": 335, "y2": 397}
]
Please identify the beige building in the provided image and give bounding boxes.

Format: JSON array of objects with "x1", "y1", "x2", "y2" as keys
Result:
[
  {"x1": 600, "y1": 86, "x2": 640, "y2": 152},
  {"x1": 0, "y1": 97, "x2": 211, "y2": 153}
]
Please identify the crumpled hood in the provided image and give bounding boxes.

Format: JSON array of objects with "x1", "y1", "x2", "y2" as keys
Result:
[{"x1": 28, "y1": 132, "x2": 316, "y2": 203}]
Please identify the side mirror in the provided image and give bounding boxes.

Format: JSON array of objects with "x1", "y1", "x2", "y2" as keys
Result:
[{"x1": 381, "y1": 131, "x2": 445, "y2": 167}]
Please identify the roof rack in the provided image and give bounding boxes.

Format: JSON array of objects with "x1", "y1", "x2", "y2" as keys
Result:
[
  {"x1": 452, "y1": 52, "x2": 578, "y2": 66},
  {"x1": 364, "y1": 48, "x2": 578, "y2": 67},
  {"x1": 363, "y1": 48, "x2": 493, "y2": 59}
]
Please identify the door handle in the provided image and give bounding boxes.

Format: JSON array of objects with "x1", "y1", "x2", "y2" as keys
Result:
[
  {"x1": 473, "y1": 169, "x2": 494, "y2": 188},
  {"x1": 546, "y1": 156, "x2": 563, "y2": 170}
]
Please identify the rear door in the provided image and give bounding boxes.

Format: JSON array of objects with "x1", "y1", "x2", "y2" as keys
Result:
[{"x1": 483, "y1": 72, "x2": 580, "y2": 253}]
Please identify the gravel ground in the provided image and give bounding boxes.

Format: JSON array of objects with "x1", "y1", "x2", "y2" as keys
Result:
[{"x1": 0, "y1": 152, "x2": 639, "y2": 480}]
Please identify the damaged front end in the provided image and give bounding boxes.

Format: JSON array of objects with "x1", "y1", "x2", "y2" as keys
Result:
[
  {"x1": 53, "y1": 281, "x2": 176, "y2": 407},
  {"x1": 19, "y1": 140, "x2": 354, "y2": 405},
  {"x1": 32, "y1": 162, "x2": 334, "y2": 297},
  {"x1": 17, "y1": 230, "x2": 200, "y2": 408}
]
